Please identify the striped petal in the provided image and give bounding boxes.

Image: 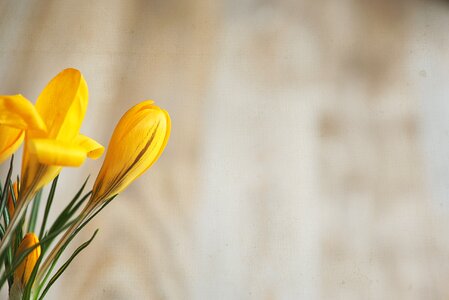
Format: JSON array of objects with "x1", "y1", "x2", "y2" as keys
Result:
[
  {"x1": 91, "y1": 100, "x2": 170, "y2": 202},
  {"x1": 34, "y1": 68, "x2": 88, "y2": 141}
]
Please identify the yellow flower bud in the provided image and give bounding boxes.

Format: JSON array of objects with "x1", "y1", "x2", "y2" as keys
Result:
[
  {"x1": 7, "y1": 181, "x2": 19, "y2": 217},
  {"x1": 14, "y1": 233, "x2": 41, "y2": 287},
  {"x1": 91, "y1": 100, "x2": 170, "y2": 203}
]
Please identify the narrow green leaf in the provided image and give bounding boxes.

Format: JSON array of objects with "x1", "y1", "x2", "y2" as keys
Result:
[
  {"x1": 38, "y1": 229, "x2": 99, "y2": 300},
  {"x1": 47, "y1": 176, "x2": 91, "y2": 236},
  {"x1": 0, "y1": 156, "x2": 14, "y2": 228},
  {"x1": 2, "y1": 189, "x2": 10, "y2": 228},
  {"x1": 56, "y1": 176, "x2": 90, "y2": 219},
  {"x1": 67, "y1": 191, "x2": 91, "y2": 216},
  {"x1": 3, "y1": 183, "x2": 17, "y2": 290},
  {"x1": 39, "y1": 176, "x2": 59, "y2": 239},
  {"x1": 48, "y1": 191, "x2": 91, "y2": 237},
  {"x1": 65, "y1": 176, "x2": 90, "y2": 212},
  {"x1": 13, "y1": 204, "x2": 27, "y2": 255},
  {"x1": 28, "y1": 189, "x2": 43, "y2": 233},
  {"x1": 37, "y1": 197, "x2": 115, "y2": 293},
  {"x1": 5, "y1": 243, "x2": 13, "y2": 289},
  {"x1": 81, "y1": 197, "x2": 115, "y2": 229},
  {"x1": 0, "y1": 157, "x2": 14, "y2": 288}
]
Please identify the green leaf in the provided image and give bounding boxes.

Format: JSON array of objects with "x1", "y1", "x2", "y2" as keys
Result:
[
  {"x1": 47, "y1": 176, "x2": 91, "y2": 238},
  {"x1": 0, "y1": 155, "x2": 14, "y2": 228},
  {"x1": 65, "y1": 176, "x2": 90, "y2": 212},
  {"x1": 37, "y1": 197, "x2": 115, "y2": 294},
  {"x1": 39, "y1": 176, "x2": 59, "y2": 239},
  {"x1": 0, "y1": 157, "x2": 14, "y2": 289},
  {"x1": 2, "y1": 183, "x2": 11, "y2": 229},
  {"x1": 37, "y1": 229, "x2": 99, "y2": 300},
  {"x1": 47, "y1": 191, "x2": 91, "y2": 235},
  {"x1": 28, "y1": 189, "x2": 43, "y2": 233},
  {"x1": 13, "y1": 203, "x2": 26, "y2": 254}
]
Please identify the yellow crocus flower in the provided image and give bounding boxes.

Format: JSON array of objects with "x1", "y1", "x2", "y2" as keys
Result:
[
  {"x1": 36, "y1": 100, "x2": 170, "y2": 283},
  {"x1": 90, "y1": 100, "x2": 171, "y2": 204},
  {"x1": 0, "y1": 69, "x2": 104, "y2": 256},
  {"x1": 0, "y1": 69, "x2": 104, "y2": 202},
  {"x1": 14, "y1": 233, "x2": 41, "y2": 287}
]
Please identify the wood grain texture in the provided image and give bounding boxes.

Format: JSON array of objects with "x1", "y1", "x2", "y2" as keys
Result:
[{"x1": 2, "y1": 0, "x2": 449, "y2": 299}]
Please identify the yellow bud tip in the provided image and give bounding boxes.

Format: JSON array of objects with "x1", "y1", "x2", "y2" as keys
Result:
[
  {"x1": 91, "y1": 100, "x2": 171, "y2": 202},
  {"x1": 14, "y1": 233, "x2": 41, "y2": 286}
]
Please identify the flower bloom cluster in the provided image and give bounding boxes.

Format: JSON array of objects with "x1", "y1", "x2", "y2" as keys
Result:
[{"x1": 0, "y1": 68, "x2": 171, "y2": 298}]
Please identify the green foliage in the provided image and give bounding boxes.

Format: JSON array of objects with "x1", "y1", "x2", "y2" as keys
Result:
[
  {"x1": 0, "y1": 156, "x2": 113, "y2": 299},
  {"x1": 39, "y1": 176, "x2": 59, "y2": 239},
  {"x1": 28, "y1": 190, "x2": 43, "y2": 233},
  {"x1": 37, "y1": 229, "x2": 99, "y2": 300}
]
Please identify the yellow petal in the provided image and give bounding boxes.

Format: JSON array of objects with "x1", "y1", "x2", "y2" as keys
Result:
[
  {"x1": 0, "y1": 94, "x2": 46, "y2": 132},
  {"x1": 14, "y1": 233, "x2": 41, "y2": 287},
  {"x1": 75, "y1": 134, "x2": 104, "y2": 159},
  {"x1": 0, "y1": 125, "x2": 24, "y2": 164},
  {"x1": 27, "y1": 138, "x2": 87, "y2": 166},
  {"x1": 34, "y1": 68, "x2": 88, "y2": 141},
  {"x1": 91, "y1": 100, "x2": 170, "y2": 202},
  {"x1": 18, "y1": 69, "x2": 94, "y2": 204}
]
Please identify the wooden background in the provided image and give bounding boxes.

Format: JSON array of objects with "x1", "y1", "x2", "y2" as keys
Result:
[{"x1": 2, "y1": 0, "x2": 449, "y2": 299}]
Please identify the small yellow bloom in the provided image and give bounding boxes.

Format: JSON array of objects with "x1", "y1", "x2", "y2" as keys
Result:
[
  {"x1": 14, "y1": 233, "x2": 41, "y2": 287},
  {"x1": 36, "y1": 101, "x2": 170, "y2": 284},
  {"x1": 0, "y1": 68, "x2": 104, "y2": 202},
  {"x1": 90, "y1": 100, "x2": 170, "y2": 203}
]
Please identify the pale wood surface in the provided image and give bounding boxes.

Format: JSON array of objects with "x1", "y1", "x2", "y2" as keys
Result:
[{"x1": 2, "y1": 0, "x2": 449, "y2": 299}]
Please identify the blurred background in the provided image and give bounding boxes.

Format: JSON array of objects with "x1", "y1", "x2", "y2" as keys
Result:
[{"x1": 1, "y1": 0, "x2": 449, "y2": 299}]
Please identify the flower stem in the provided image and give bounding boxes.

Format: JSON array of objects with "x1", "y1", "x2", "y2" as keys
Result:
[
  {"x1": 0, "y1": 198, "x2": 27, "y2": 258},
  {"x1": 34, "y1": 204, "x2": 90, "y2": 288}
]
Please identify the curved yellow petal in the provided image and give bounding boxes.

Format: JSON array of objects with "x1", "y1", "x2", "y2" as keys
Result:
[
  {"x1": 0, "y1": 95, "x2": 46, "y2": 132},
  {"x1": 34, "y1": 68, "x2": 88, "y2": 141},
  {"x1": 0, "y1": 126, "x2": 24, "y2": 164},
  {"x1": 91, "y1": 100, "x2": 170, "y2": 203},
  {"x1": 19, "y1": 69, "x2": 90, "y2": 203},
  {"x1": 27, "y1": 138, "x2": 87, "y2": 167},
  {"x1": 75, "y1": 134, "x2": 104, "y2": 159},
  {"x1": 14, "y1": 233, "x2": 41, "y2": 287}
]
